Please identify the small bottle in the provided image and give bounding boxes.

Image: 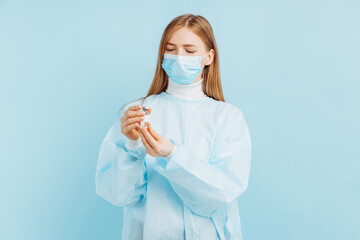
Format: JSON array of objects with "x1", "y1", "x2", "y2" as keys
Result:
[{"x1": 141, "y1": 106, "x2": 150, "y2": 127}]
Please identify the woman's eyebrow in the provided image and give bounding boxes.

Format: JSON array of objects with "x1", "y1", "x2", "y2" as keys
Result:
[{"x1": 167, "y1": 42, "x2": 198, "y2": 47}]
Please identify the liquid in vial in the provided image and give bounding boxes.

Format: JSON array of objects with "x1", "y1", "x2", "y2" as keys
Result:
[{"x1": 141, "y1": 106, "x2": 150, "y2": 127}]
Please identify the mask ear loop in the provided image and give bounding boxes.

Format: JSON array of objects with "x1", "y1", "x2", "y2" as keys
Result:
[
  {"x1": 200, "y1": 53, "x2": 209, "y2": 69},
  {"x1": 200, "y1": 54, "x2": 207, "y2": 79}
]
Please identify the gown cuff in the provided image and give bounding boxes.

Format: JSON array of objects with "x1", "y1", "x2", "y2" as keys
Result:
[
  {"x1": 124, "y1": 137, "x2": 146, "y2": 159},
  {"x1": 125, "y1": 137, "x2": 142, "y2": 150}
]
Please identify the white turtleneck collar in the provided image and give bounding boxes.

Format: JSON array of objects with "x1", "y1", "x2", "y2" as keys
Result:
[{"x1": 165, "y1": 77, "x2": 208, "y2": 100}]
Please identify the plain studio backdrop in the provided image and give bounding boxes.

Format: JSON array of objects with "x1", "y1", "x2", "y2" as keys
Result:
[{"x1": 0, "y1": 0, "x2": 359, "y2": 239}]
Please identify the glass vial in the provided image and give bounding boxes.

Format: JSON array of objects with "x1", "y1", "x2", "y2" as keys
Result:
[{"x1": 141, "y1": 106, "x2": 150, "y2": 127}]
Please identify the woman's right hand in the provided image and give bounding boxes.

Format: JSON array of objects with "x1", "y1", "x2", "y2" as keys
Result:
[{"x1": 120, "y1": 105, "x2": 146, "y2": 140}]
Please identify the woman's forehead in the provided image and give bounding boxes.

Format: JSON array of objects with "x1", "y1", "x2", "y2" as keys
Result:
[{"x1": 167, "y1": 28, "x2": 204, "y2": 47}]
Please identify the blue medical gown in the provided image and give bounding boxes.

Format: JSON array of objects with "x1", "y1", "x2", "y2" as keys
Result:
[{"x1": 95, "y1": 91, "x2": 252, "y2": 240}]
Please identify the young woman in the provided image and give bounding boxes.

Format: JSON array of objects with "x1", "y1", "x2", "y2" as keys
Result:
[{"x1": 95, "y1": 14, "x2": 252, "y2": 240}]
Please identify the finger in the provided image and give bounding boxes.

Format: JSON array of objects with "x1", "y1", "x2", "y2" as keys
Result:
[
  {"x1": 139, "y1": 128, "x2": 156, "y2": 155},
  {"x1": 123, "y1": 122, "x2": 139, "y2": 134},
  {"x1": 128, "y1": 105, "x2": 142, "y2": 111},
  {"x1": 141, "y1": 126, "x2": 159, "y2": 150},
  {"x1": 126, "y1": 109, "x2": 145, "y2": 118},
  {"x1": 147, "y1": 124, "x2": 160, "y2": 140},
  {"x1": 125, "y1": 105, "x2": 142, "y2": 116},
  {"x1": 122, "y1": 116, "x2": 145, "y2": 128},
  {"x1": 124, "y1": 105, "x2": 144, "y2": 118},
  {"x1": 125, "y1": 112, "x2": 145, "y2": 121}
]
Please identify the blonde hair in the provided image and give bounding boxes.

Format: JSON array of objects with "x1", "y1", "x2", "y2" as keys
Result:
[{"x1": 118, "y1": 14, "x2": 225, "y2": 117}]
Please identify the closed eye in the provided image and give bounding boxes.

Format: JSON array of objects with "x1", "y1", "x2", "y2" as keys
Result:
[{"x1": 166, "y1": 48, "x2": 195, "y2": 53}]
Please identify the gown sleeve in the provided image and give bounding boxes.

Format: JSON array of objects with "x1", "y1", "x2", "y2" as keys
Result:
[
  {"x1": 153, "y1": 108, "x2": 252, "y2": 217},
  {"x1": 95, "y1": 105, "x2": 147, "y2": 207}
]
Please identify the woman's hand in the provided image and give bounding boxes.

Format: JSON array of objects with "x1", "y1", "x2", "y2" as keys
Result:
[
  {"x1": 138, "y1": 123, "x2": 174, "y2": 158},
  {"x1": 120, "y1": 105, "x2": 151, "y2": 140}
]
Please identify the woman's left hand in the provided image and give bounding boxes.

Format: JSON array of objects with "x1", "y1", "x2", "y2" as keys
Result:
[{"x1": 138, "y1": 123, "x2": 174, "y2": 158}]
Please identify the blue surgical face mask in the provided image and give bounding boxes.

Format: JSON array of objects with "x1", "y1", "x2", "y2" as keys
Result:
[{"x1": 161, "y1": 53, "x2": 207, "y2": 85}]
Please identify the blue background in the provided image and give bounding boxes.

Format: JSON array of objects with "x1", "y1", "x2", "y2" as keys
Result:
[{"x1": 1, "y1": 0, "x2": 359, "y2": 239}]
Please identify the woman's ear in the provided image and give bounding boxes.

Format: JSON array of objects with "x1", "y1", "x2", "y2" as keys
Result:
[{"x1": 205, "y1": 49, "x2": 215, "y2": 66}]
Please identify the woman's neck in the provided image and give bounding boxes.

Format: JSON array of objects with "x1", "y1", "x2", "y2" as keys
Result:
[{"x1": 165, "y1": 77, "x2": 208, "y2": 100}]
